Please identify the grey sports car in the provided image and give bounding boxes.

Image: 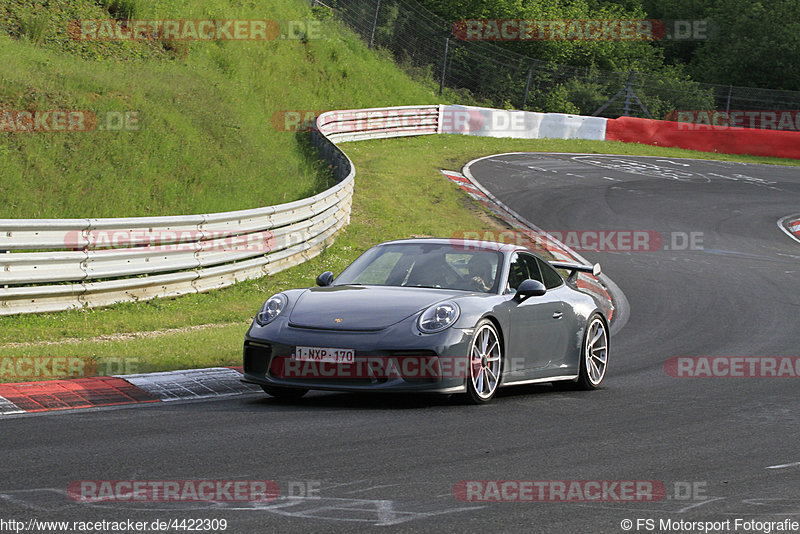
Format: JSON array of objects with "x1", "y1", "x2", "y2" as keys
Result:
[{"x1": 242, "y1": 238, "x2": 609, "y2": 404}]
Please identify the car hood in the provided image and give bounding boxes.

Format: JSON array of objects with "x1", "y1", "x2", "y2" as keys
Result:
[{"x1": 287, "y1": 285, "x2": 461, "y2": 331}]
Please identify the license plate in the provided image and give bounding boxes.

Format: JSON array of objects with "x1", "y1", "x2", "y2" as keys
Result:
[{"x1": 294, "y1": 346, "x2": 355, "y2": 364}]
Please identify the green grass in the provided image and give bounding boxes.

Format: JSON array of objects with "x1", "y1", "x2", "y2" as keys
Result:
[
  {"x1": 2, "y1": 133, "x2": 800, "y2": 381},
  {"x1": 0, "y1": 0, "x2": 444, "y2": 218}
]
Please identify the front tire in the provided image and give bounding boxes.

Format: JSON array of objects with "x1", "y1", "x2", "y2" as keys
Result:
[
  {"x1": 575, "y1": 313, "x2": 609, "y2": 389},
  {"x1": 465, "y1": 320, "x2": 503, "y2": 404},
  {"x1": 261, "y1": 384, "x2": 308, "y2": 399}
]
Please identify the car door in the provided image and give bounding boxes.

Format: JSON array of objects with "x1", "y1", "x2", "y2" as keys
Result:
[
  {"x1": 535, "y1": 257, "x2": 572, "y2": 374},
  {"x1": 505, "y1": 253, "x2": 569, "y2": 377}
]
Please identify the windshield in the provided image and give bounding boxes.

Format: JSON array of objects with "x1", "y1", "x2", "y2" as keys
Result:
[{"x1": 333, "y1": 242, "x2": 503, "y2": 293}]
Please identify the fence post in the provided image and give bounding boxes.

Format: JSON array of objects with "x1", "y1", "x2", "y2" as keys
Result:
[
  {"x1": 623, "y1": 70, "x2": 635, "y2": 117},
  {"x1": 439, "y1": 36, "x2": 450, "y2": 96},
  {"x1": 522, "y1": 64, "x2": 534, "y2": 110},
  {"x1": 368, "y1": 0, "x2": 381, "y2": 49},
  {"x1": 593, "y1": 70, "x2": 651, "y2": 118},
  {"x1": 725, "y1": 85, "x2": 732, "y2": 114}
]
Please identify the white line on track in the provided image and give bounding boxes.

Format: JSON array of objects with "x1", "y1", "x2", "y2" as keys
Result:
[{"x1": 766, "y1": 461, "x2": 800, "y2": 470}]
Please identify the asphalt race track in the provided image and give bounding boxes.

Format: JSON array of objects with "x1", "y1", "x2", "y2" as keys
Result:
[{"x1": 2, "y1": 154, "x2": 800, "y2": 533}]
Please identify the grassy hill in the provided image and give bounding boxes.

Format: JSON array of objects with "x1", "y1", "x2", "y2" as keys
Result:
[{"x1": 0, "y1": 0, "x2": 440, "y2": 218}]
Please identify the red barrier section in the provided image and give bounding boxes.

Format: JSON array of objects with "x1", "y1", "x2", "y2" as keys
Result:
[{"x1": 606, "y1": 117, "x2": 800, "y2": 160}]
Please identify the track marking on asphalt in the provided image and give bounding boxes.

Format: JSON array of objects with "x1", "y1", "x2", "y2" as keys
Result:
[
  {"x1": 0, "y1": 488, "x2": 483, "y2": 526},
  {"x1": 738, "y1": 498, "x2": 800, "y2": 515},
  {"x1": 707, "y1": 172, "x2": 781, "y2": 190},
  {"x1": 568, "y1": 155, "x2": 784, "y2": 191},
  {"x1": 0, "y1": 488, "x2": 72, "y2": 512},
  {"x1": 701, "y1": 249, "x2": 775, "y2": 260},
  {"x1": 572, "y1": 156, "x2": 712, "y2": 183},
  {"x1": 230, "y1": 496, "x2": 483, "y2": 526},
  {"x1": 674, "y1": 497, "x2": 726, "y2": 513},
  {"x1": 766, "y1": 461, "x2": 800, "y2": 469},
  {"x1": 570, "y1": 497, "x2": 727, "y2": 515},
  {"x1": 343, "y1": 484, "x2": 404, "y2": 495},
  {"x1": 0, "y1": 394, "x2": 24, "y2": 415}
]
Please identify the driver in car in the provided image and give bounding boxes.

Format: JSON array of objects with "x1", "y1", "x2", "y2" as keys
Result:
[{"x1": 467, "y1": 256, "x2": 494, "y2": 292}]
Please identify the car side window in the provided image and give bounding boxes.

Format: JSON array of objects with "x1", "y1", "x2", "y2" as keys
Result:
[
  {"x1": 507, "y1": 253, "x2": 527, "y2": 291},
  {"x1": 537, "y1": 257, "x2": 564, "y2": 289},
  {"x1": 507, "y1": 253, "x2": 542, "y2": 291}
]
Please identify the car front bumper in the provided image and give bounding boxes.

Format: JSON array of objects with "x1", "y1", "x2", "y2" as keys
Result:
[{"x1": 242, "y1": 318, "x2": 473, "y2": 394}]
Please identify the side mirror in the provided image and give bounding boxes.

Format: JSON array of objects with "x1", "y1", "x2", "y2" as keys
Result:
[
  {"x1": 513, "y1": 279, "x2": 546, "y2": 302},
  {"x1": 316, "y1": 271, "x2": 334, "y2": 287}
]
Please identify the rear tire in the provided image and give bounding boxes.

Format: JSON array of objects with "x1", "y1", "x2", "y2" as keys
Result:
[{"x1": 261, "y1": 384, "x2": 308, "y2": 399}]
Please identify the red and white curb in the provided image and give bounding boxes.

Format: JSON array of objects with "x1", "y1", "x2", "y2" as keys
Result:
[
  {"x1": 0, "y1": 367, "x2": 259, "y2": 416},
  {"x1": 440, "y1": 170, "x2": 489, "y2": 202},
  {"x1": 441, "y1": 168, "x2": 616, "y2": 323},
  {"x1": 122, "y1": 367, "x2": 260, "y2": 401},
  {"x1": 778, "y1": 214, "x2": 800, "y2": 244}
]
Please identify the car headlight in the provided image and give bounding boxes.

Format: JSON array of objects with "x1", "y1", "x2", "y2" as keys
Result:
[
  {"x1": 417, "y1": 301, "x2": 460, "y2": 333},
  {"x1": 255, "y1": 294, "x2": 287, "y2": 326}
]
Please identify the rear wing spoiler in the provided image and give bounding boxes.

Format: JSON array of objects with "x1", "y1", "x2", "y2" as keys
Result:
[{"x1": 549, "y1": 261, "x2": 601, "y2": 283}]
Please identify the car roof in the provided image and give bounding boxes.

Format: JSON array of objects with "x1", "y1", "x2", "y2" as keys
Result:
[{"x1": 378, "y1": 237, "x2": 527, "y2": 255}]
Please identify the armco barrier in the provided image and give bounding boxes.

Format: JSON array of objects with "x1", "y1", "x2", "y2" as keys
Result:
[
  {"x1": 0, "y1": 106, "x2": 442, "y2": 316},
  {"x1": 440, "y1": 105, "x2": 607, "y2": 140}
]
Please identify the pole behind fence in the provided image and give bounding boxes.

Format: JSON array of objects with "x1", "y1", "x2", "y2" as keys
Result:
[
  {"x1": 368, "y1": 0, "x2": 381, "y2": 49},
  {"x1": 439, "y1": 36, "x2": 450, "y2": 96},
  {"x1": 522, "y1": 64, "x2": 534, "y2": 110},
  {"x1": 623, "y1": 71, "x2": 635, "y2": 117},
  {"x1": 725, "y1": 85, "x2": 733, "y2": 114}
]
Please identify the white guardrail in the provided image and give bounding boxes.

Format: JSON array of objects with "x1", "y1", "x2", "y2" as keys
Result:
[{"x1": 1, "y1": 105, "x2": 603, "y2": 315}]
